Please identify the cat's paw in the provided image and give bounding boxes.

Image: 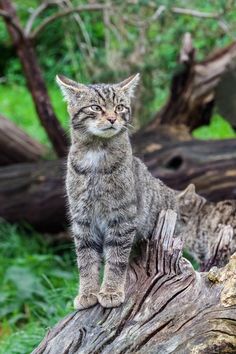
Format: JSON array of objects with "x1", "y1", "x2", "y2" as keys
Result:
[
  {"x1": 73, "y1": 293, "x2": 98, "y2": 310},
  {"x1": 97, "y1": 290, "x2": 125, "y2": 308}
]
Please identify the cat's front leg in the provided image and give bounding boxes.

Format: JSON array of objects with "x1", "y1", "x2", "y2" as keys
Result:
[
  {"x1": 98, "y1": 224, "x2": 136, "y2": 308},
  {"x1": 72, "y1": 221, "x2": 102, "y2": 310}
]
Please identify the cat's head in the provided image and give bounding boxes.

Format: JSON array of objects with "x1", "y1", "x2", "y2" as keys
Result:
[
  {"x1": 177, "y1": 184, "x2": 206, "y2": 222},
  {"x1": 56, "y1": 74, "x2": 139, "y2": 139}
]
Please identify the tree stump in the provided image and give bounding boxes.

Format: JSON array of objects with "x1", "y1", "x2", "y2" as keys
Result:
[{"x1": 32, "y1": 210, "x2": 236, "y2": 353}]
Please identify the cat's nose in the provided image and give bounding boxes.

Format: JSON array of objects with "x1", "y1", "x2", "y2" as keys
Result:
[{"x1": 107, "y1": 116, "x2": 116, "y2": 124}]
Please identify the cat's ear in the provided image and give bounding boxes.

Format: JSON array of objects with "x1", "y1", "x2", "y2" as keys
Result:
[
  {"x1": 178, "y1": 183, "x2": 196, "y2": 200},
  {"x1": 56, "y1": 75, "x2": 88, "y2": 102},
  {"x1": 117, "y1": 73, "x2": 140, "y2": 97}
]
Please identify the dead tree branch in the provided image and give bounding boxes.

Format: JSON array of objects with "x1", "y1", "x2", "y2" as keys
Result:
[
  {"x1": 171, "y1": 7, "x2": 221, "y2": 19},
  {"x1": 30, "y1": 3, "x2": 109, "y2": 39},
  {"x1": 24, "y1": 0, "x2": 58, "y2": 36},
  {"x1": 0, "y1": 9, "x2": 23, "y2": 36}
]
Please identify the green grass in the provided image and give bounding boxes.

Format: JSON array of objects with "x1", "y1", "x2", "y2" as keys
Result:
[
  {"x1": 183, "y1": 250, "x2": 199, "y2": 270},
  {"x1": 193, "y1": 114, "x2": 236, "y2": 140},
  {"x1": 0, "y1": 223, "x2": 76, "y2": 354},
  {"x1": 0, "y1": 85, "x2": 68, "y2": 148},
  {"x1": 0, "y1": 224, "x2": 200, "y2": 354}
]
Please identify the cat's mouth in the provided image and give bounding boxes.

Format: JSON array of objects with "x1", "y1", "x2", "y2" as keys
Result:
[
  {"x1": 88, "y1": 125, "x2": 120, "y2": 138},
  {"x1": 102, "y1": 126, "x2": 116, "y2": 131}
]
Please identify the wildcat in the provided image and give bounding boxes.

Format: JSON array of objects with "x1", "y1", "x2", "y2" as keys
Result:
[
  {"x1": 178, "y1": 183, "x2": 236, "y2": 266},
  {"x1": 56, "y1": 74, "x2": 177, "y2": 309}
]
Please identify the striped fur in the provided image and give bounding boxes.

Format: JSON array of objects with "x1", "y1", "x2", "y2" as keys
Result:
[{"x1": 57, "y1": 74, "x2": 177, "y2": 309}]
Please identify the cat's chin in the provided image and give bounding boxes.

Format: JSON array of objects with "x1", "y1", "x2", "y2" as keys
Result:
[{"x1": 88, "y1": 126, "x2": 121, "y2": 138}]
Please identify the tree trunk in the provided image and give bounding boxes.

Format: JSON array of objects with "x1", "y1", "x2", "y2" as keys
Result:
[
  {"x1": 0, "y1": 159, "x2": 66, "y2": 232},
  {"x1": 32, "y1": 210, "x2": 236, "y2": 354},
  {"x1": 0, "y1": 114, "x2": 45, "y2": 165},
  {"x1": 0, "y1": 0, "x2": 68, "y2": 157}
]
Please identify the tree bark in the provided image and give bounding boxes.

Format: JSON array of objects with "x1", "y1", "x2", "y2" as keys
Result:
[
  {"x1": 0, "y1": 159, "x2": 67, "y2": 232},
  {"x1": 135, "y1": 137, "x2": 236, "y2": 201},
  {"x1": 0, "y1": 0, "x2": 68, "y2": 157},
  {"x1": 0, "y1": 114, "x2": 45, "y2": 165},
  {"x1": 32, "y1": 210, "x2": 236, "y2": 354}
]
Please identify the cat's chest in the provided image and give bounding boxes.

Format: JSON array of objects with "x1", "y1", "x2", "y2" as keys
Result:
[
  {"x1": 78, "y1": 150, "x2": 106, "y2": 171},
  {"x1": 69, "y1": 150, "x2": 131, "y2": 199}
]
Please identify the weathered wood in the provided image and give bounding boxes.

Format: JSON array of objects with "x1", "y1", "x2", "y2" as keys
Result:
[
  {"x1": 136, "y1": 138, "x2": 236, "y2": 201},
  {"x1": 202, "y1": 225, "x2": 233, "y2": 271},
  {"x1": 0, "y1": 160, "x2": 67, "y2": 232},
  {"x1": 0, "y1": 0, "x2": 68, "y2": 157},
  {"x1": 32, "y1": 210, "x2": 236, "y2": 354},
  {"x1": 0, "y1": 114, "x2": 45, "y2": 165}
]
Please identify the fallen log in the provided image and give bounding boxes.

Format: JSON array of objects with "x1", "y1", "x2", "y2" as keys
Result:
[
  {"x1": 0, "y1": 114, "x2": 45, "y2": 165},
  {"x1": 0, "y1": 159, "x2": 66, "y2": 232},
  {"x1": 1, "y1": 138, "x2": 236, "y2": 231},
  {"x1": 136, "y1": 137, "x2": 236, "y2": 201},
  {"x1": 32, "y1": 210, "x2": 236, "y2": 354}
]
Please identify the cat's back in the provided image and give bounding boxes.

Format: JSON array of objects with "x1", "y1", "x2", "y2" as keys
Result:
[
  {"x1": 133, "y1": 156, "x2": 177, "y2": 208},
  {"x1": 132, "y1": 156, "x2": 177, "y2": 238}
]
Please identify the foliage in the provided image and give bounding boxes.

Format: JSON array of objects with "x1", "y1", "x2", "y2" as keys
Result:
[
  {"x1": 0, "y1": 223, "x2": 76, "y2": 354},
  {"x1": 193, "y1": 114, "x2": 236, "y2": 140},
  {"x1": 0, "y1": 85, "x2": 67, "y2": 147},
  {"x1": 1, "y1": 0, "x2": 236, "y2": 129}
]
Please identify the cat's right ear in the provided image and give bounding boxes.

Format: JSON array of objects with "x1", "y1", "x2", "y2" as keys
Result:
[
  {"x1": 117, "y1": 73, "x2": 140, "y2": 98},
  {"x1": 56, "y1": 75, "x2": 88, "y2": 102},
  {"x1": 178, "y1": 183, "x2": 196, "y2": 201}
]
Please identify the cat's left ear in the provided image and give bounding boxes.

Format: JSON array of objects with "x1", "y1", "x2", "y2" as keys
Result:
[{"x1": 117, "y1": 73, "x2": 140, "y2": 97}]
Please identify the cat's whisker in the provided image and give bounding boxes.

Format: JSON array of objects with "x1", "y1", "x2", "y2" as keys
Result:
[{"x1": 126, "y1": 123, "x2": 135, "y2": 129}]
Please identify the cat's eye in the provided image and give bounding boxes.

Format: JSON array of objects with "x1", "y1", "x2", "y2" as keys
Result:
[
  {"x1": 91, "y1": 105, "x2": 102, "y2": 112},
  {"x1": 116, "y1": 104, "x2": 125, "y2": 113}
]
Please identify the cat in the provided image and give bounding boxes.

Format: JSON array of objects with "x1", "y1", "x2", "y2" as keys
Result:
[
  {"x1": 178, "y1": 183, "x2": 236, "y2": 266},
  {"x1": 56, "y1": 73, "x2": 177, "y2": 309}
]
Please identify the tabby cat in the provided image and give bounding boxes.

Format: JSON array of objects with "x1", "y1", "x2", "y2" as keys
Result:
[
  {"x1": 178, "y1": 183, "x2": 236, "y2": 265},
  {"x1": 56, "y1": 74, "x2": 177, "y2": 309}
]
